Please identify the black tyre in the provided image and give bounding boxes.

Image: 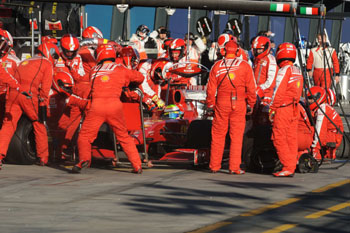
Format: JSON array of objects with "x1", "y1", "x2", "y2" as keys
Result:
[
  {"x1": 6, "y1": 115, "x2": 37, "y2": 164},
  {"x1": 243, "y1": 124, "x2": 281, "y2": 173},
  {"x1": 297, "y1": 153, "x2": 319, "y2": 173},
  {"x1": 336, "y1": 133, "x2": 350, "y2": 159},
  {"x1": 185, "y1": 119, "x2": 212, "y2": 148}
]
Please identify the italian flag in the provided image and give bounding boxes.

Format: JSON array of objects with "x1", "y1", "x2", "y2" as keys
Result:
[
  {"x1": 270, "y1": 3, "x2": 291, "y2": 12},
  {"x1": 300, "y1": 7, "x2": 319, "y2": 15}
]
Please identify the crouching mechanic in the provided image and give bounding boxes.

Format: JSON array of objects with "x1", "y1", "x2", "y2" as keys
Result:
[
  {"x1": 206, "y1": 40, "x2": 256, "y2": 174},
  {"x1": 73, "y1": 44, "x2": 144, "y2": 173},
  {"x1": 269, "y1": 43, "x2": 303, "y2": 177},
  {"x1": 0, "y1": 42, "x2": 59, "y2": 168},
  {"x1": 307, "y1": 86, "x2": 343, "y2": 160}
]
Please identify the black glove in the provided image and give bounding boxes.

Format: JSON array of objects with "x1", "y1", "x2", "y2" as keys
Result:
[
  {"x1": 21, "y1": 91, "x2": 32, "y2": 99},
  {"x1": 145, "y1": 37, "x2": 157, "y2": 49},
  {"x1": 206, "y1": 107, "x2": 214, "y2": 117},
  {"x1": 246, "y1": 105, "x2": 253, "y2": 115}
]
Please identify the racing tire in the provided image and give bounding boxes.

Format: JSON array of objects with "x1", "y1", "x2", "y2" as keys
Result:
[
  {"x1": 243, "y1": 124, "x2": 282, "y2": 173},
  {"x1": 6, "y1": 115, "x2": 37, "y2": 164},
  {"x1": 297, "y1": 153, "x2": 319, "y2": 173},
  {"x1": 336, "y1": 133, "x2": 350, "y2": 159}
]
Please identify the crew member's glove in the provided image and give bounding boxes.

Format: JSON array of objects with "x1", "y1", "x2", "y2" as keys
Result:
[
  {"x1": 151, "y1": 95, "x2": 165, "y2": 109},
  {"x1": 144, "y1": 97, "x2": 157, "y2": 111},
  {"x1": 268, "y1": 108, "x2": 275, "y2": 123},
  {"x1": 246, "y1": 105, "x2": 253, "y2": 115},
  {"x1": 205, "y1": 104, "x2": 215, "y2": 117},
  {"x1": 21, "y1": 91, "x2": 32, "y2": 99},
  {"x1": 145, "y1": 37, "x2": 157, "y2": 49}
]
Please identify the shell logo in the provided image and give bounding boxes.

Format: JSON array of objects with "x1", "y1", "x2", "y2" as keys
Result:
[
  {"x1": 22, "y1": 60, "x2": 29, "y2": 66},
  {"x1": 101, "y1": 75, "x2": 110, "y2": 82},
  {"x1": 69, "y1": 43, "x2": 75, "y2": 50},
  {"x1": 229, "y1": 73, "x2": 235, "y2": 80},
  {"x1": 297, "y1": 81, "x2": 300, "y2": 88}
]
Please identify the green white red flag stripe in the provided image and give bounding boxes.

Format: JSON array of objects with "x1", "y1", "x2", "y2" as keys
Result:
[
  {"x1": 270, "y1": 3, "x2": 291, "y2": 12},
  {"x1": 299, "y1": 7, "x2": 319, "y2": 15}
]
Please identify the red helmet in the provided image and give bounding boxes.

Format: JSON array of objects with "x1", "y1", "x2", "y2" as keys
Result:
[
  {"x1": 0, "y1": 29, "x2": 10, "y2": 58},
  {"x1": 307, "y1": 86, "x2": 327, "y2": 111},
  {"x1": 53, "y1": 71, "x2": 74, "y2": 96},
  {"x1": 218, "y1": 33, "x2": 237, "y2": 57},
  {"x1": 150, "y1": 60, "x2": 168, "y2": 83},
  {"x1": 326, "y1": 88, "x2": 336, "y2": 106},
  {"x1": 120, "y1": 46, "x2": 140, "y2": 69},
  {"x1": 162, "y1": 38, "x2": 173, "y2": 51},
  {"x1": 60, "y1": 34, "x2": 80, "y2": 60},
  {"x1": 251, "y1": 36, "x2": 271, "y2": 59},
  {"x1": 276, "y1": 42, "x2": 296, "y2": 65},
  {"x1": 218, "y1": 33, "x2": 236, "y2": 48},
  {"x1": 2, "y1": 30, "x2": 13, "y2": 48},
  {"x1": 224, "y1": 40, "x2": 239, "y2": 58},
  {"x1": 41, "y1": 35, "x2": 58, "y2": 45},
  {"x1": 95, "y1": 44, "x2": 116, "y2": 64},
  {"x1": 37, "y1": 42, "x2": 60, "y2": 64},
  {"x1": 168, "y1": 38, "x2": 186, "y2": 62},
  {"x1": 82, "y1": 26, "x2": 103, "y2": 39}
]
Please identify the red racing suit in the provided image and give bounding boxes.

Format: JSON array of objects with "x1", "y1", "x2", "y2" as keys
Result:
[
  {"x1": 207, "y1": 58, "x2": 256, "y2": 171},
  {"x1": 77, "y1": 62, "x2": 144, "y2": 170},
  {"x1": 0, "y1": 53, "x2": 20, "y2": 128},
  {"x1": 138, "y1": 59, "x2": 167, "y2": 109},
  {"x1": 56, "y1": 53, "x2": 88, "y2": 151},
  {"x1": 253, "y1": 54, "x2": 278, "y2": 103},
  {"x1": 0, "y1": 56, "x2": 53, "y2": 163},
  {"x1": 297, "y1": 103, "x2": 314, "y2": 154},
  {"x1": 270, "y1": 61, "x2": 303, "y2": 173},
  {"x1": 306, "y1": 46, "x2": 340, "y2": 88},
  {"x1": 311, "y1": 103, "x2": 343, "y2": 159}
]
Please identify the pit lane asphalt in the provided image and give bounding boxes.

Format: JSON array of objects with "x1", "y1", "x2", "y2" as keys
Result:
[{"x1": 0, "y1": 161, "x2": 348, "y2": 233}]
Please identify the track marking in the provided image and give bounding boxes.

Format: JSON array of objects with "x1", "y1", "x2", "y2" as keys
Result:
[
  {"x1": 311, "y1": 179, "x2": 350, "y2": 193},
  {"x1": 305, "y1": 201, "x2": 350, "y2": 219},
  {"x1": 240, "y1": 198, "x2": 301, "y2": 217},
  {"x1": 187, "y1": 222, "x2": 232, "y2": 233},
  {"x1": 262, "y1": 224, "x2": 298, "y2": 233}
]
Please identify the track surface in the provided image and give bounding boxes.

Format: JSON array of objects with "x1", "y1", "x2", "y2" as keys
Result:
[{"x1": 0, "y1": 161, "x2": 348, "y2": 233}]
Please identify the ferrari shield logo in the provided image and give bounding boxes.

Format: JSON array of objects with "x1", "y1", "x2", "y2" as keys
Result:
[
  {"x1": 229, "y1": 73, "x2": 235, "y2": 80},
  {"x1": 101, "y1": 75, "x2": 110, "y2": 82}
]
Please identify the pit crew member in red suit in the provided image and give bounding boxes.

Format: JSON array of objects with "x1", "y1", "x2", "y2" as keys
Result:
[
  {"x1": 297, "y1": 103, "x2": 314, "y2": 154},
  {"x1": 138, "y1": 59, "x2": 167, "y2": 110},
  {"x1": 269, "y1": 43, "x2": 303, "y2": 177},
  {"x1": 56, "y1": 34, "x2": 87, "y2": 158},
  {"x1": 206, "y1": 40, "x2": 257, "y2": 174},
  {"x1": 73, "y1": 44, "x2": 144, "y2": 173},
  {"x1": 0, "y1": 42, "x2": 59, "y2": 168},
  {"x1": 307, "y1": 86, "x2": 343, "y2": 160},
  {"x1": 306, "y1": 33, "x2": 340, "y2": 88},
  {"x1": 0, "y1": 29, "x2": 20, "y2": 128},
  {"x1": 251, "y1": 36, "x2": 278, "y2": 104}
]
